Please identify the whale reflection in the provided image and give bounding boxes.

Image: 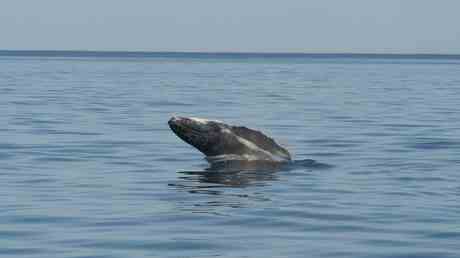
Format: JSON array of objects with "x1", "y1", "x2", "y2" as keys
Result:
[
  {"x1": 169, "y1": 170, "x2": 276, "y2": 212},
  {"x1": 178, "y1": 169, "x2": 280, "y2": 187},
  {"x1": 173, "y1": 159, "x2": 330, "y2": 189},
  {"x1": 168, "y1": 159, "x2": 331, "y2": 213}
]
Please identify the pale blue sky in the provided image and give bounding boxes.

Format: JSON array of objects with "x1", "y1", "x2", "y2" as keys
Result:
[{"x1": 1, "y1": 0, "x2": 460, "y2": 53}]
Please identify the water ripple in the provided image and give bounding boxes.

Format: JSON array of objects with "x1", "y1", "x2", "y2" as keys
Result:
[{"x1": 1, "y1": 54, "x2": 459, "y2": 258}]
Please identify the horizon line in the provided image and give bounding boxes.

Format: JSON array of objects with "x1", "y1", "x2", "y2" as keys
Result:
[{"x1": 1, "y1": 49, "x2": 460, "y2": 59}]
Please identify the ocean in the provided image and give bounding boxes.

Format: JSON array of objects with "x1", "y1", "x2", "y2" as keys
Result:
[{"x1": 1, "y1": 51, "x2": 459, "y2": 258}]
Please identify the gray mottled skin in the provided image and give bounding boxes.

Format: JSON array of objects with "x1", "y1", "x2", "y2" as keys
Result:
[{"x1": 168, "y1": 116, "x2": 291, "y2": 163}]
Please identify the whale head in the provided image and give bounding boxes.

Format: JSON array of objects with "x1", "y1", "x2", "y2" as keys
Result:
[
  {"x1": 168, "y1": 116, "x2": 225, "y2": 156},
  {"x1": 168, "y1": 116, "x2": 291, "y2": 163}
]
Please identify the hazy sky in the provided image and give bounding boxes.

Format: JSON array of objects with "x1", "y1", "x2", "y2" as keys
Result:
[{"x1": 1, "y1": 0, "x2": 460, "y2": 53}]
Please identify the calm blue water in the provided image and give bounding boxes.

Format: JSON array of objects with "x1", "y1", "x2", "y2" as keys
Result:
[{"x1": 1, "y1": 52, "x2": 459, "y2": 258}]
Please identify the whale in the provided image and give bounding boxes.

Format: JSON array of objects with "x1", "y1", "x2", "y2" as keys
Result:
[{"x1": 168, "y1": 116, "x2": 291, "y2": 166}]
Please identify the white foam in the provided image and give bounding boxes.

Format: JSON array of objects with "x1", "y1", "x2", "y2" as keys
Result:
[
  {"x1": 189, "y1": 117, "x2": 223, "y2": 124},
  {"x1": 189, "y1": 117, "x2": 210, "y2": 124}
]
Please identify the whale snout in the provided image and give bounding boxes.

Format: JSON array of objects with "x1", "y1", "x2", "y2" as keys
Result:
[
  {"x1": 168, "y1": 116, "x2": 199, "y2": 135},
  {"x1": 168, "y1": 116, "x2": 185, "y2": 133},
  {"x1": 168, "y1": 116, "x2": 189, "y2": 127},
  {"x1": 168, "y1": 116, "x2": 180, "y2": 126}
]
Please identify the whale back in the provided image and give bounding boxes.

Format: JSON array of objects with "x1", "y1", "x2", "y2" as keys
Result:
[{"x1": 231, "y1": 126, "x2": 291, "y2": 161}]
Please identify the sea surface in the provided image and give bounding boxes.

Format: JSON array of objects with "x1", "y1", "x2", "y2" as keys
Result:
[{"x1": 1, "y1": 51, "x2": 459, "y2": 258}]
